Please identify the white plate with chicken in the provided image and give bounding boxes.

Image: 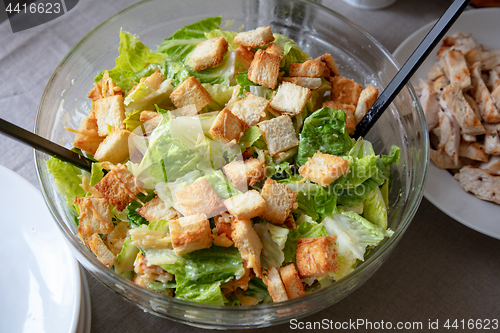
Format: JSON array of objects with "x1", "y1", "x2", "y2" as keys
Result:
[{"x1": 393, "y1": 8, "x2": 500, "y2": 240}]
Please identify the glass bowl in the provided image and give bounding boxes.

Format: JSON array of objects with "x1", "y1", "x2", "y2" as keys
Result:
[{"x1": 35, "y1": 0, "x2": 428, "y2": 328}]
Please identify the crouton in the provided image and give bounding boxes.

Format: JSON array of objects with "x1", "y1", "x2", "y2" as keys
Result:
[
  {"x1": 248, "y1": 49, "x2": 281, "y2": 89},
  {"x1": 224, "y1": 190, "x2": 267, "y2": 219},
  {"x1": 74, "y1": 196, "x2": 113, "y2": 238},
  {"x1": 235, "y1": 46, "x2": 255, "y2": 70},
  {"x1": 298, "y1": 151, "x2": 350, "y2": 187},
  {"x1": 104, "y1": 221, "x2": 130, "y2": 255},
  {"x1": 94, "y1": 129, "x2": 131, "y2": 164},
  {"x1": 225, "y1": 84, "x2": 243, "y2": 110},
  {"x1": 169, "y1": 77, "x2": 212, "y2": 112},
  {"x1": 316, "y1": 54, "x2": 340, "y2": 76},
  {"x1": 296, "y1": 236, "x2": 338, "y2": 278},
  {"x1": 330, "y1": 76, "x2": 363, "y2": 106},
  {"x1": 129, "y1": 69, "x2": 164, "y2": 94},
  {"x1": 258, "y1": 115, "x2": 300, "y2": 156},
  {"x1": 94, "y1": 95, "x2": 126, "y2": 137},
  {"x1": 230, "y1": 93, "x2": 269, "y2": 126},
  {"x1": 233, "y1": 26, "x2": 274, "y2": 48},
  {"x1": 209, "y1": 108, "x2": 247, "y2": 143},
  {"x1": 95, "y1": 164, "x2": 144, "y2": 212},
  {"x1": 441, "y1": 83, "x2": 485, "y2": 135},
  {"x1": 137, "y1": 196, "x2": 180, "y2": 222},
  {"x1": 281, "y1": 77, "x2": 322, "y2": 90},
  {"x1": 86, "y1": 233, "x2": 116, "y2": 267},
  {"x1": 284, "y1": 213, "x2": 296, "y2": 230},
  {"x1": 244, "y1": 157, "x2": 266, "y2": 186},
  {"x1": 279, "y1": 264, "x2": 305, "y2": 299},
  {"x1": 263, "y1": 266, "x2": 288, "y2": 303},
  {"x1": 175, "y1": 178, "x2": 226, "y2": 217},
  {"x1": 266, "y1": 43, "x2": 283, "y2": 57},
  {"x1": 354, "y1": 85, "x2": 379, "y2": 125},
  {"x1": 215, "y1": 213, "x2": 234, "y2": 240},
  {"x1": 231, "y1": 219, "x2": 263, "y2": 277},
  {"x1": 170, "y1": 213, "x2": 213, "y2": 255},
  {"x1": 269, "y1": 82, "x2": 312, "y2": 115},
  {"x1": 323, "y1": 100, "x2": 356, "y2": 135},
  {"x1": 289, "y1": 60, "x2": 328, "y2": 78},
  {"x1": 70, "y1": 110, "x2": 105, "y2": 155},
  {"x1": 212, "y1": 233, "x2": 233, "y2": 247},
  {"x1": 190, "y1": 37, "x2": 229, "y2": 71},
  {"x1": 258, "y1": 178, "x2": 297, "y2": 225},
  {"x1": 88, "y1": 71, "x2": 124, "y2": 101}
]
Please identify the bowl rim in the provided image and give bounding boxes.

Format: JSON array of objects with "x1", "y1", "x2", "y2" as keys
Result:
[{"x1": 34, "y1": 0, "x2": 429, "y2": 320}]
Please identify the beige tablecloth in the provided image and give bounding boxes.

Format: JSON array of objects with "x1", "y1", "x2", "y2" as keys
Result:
[{"x1": 1, "y1": 1, "x2": 498, "y2": 332}]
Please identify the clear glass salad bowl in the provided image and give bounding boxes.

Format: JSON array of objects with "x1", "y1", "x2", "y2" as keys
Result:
[{"x1": 35, "y1": 0, "x2": 428, "y2": 328}]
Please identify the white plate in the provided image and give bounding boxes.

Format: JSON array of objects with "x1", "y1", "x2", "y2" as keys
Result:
[
  {"x1": 393, "y1": 8, "x2": 500, "y2": 240},
  {"x1": 0, "y1": 165, "x2": 86, "y2": 332}
]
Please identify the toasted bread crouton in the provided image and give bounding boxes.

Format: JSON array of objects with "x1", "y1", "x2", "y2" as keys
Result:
[
  {"x1": 316, "y1": 54, "x2": 340, "y2": 77},
  {"x1": 130, "y1": 69, "x2": 164, "y2": 94},
  {"x1": 74, "y1": 196, "x2": 113, "y2": 238},
  {"x1": 289, "y1": 60, "x2": 328, "y2": 78},
  {"x1": 94, "y1": 95, "x2": 126, "y2": 137},
  {"x1": 234, "y1": 26, "x2": 274, "y2": 48},
  {"x1": 235, "y1": 46, "x2": 255, "y2": 70},
  {"x1": 224, "y1": 190, "x2": 267, "y2": 219},
  {"x1": 212, "y1": 233, "x2": 233, "y2": 247},
  {"x1": 94, "y1": 129, "x2": 131, "y2": 164},
  {"x1": 104, "y1": 221, "x2": 130, "y2": 255},
  {"x1": 88, "y1": 71, "x2": 124, "y2": 101},
  {"x1": 284, "y1": 213, "x2": 296, "y2": 230},
  {"x1": 330, "y1": 76, "x2": 363, "y2": 107},
  {"x1": 95, "y1": 164, "x2": 143, "y2": 212},
  {"x1": 86, "y1": 233, "x2": 116, "y2": 267},
  {"x1": 323, "y1": 100, "x2": 356, "y2": 135},
  {"x1": 258, "y1": 115, "x2": 300, "y2": 156},
  {"x1": 298, "y1": 151, "x2": 349, "y2": 187},
  {"x1": 266, "y1": 42, "x2": 284, "y2": 57},
  {"x1": 169, "y1": 77, "x2": 212, "y2": 112},
  {"x1": 170, "y1": 213, "x2": 213, "y2": 255},
  {"x1": 258, "y1": 178, "x2": 297, "y2": 225},
  {"x1": 215, "y1": 213, "x2": 234, "y2": 240},
  {"x1": 296, "y1": 236, "x2": 338, "y2": 278},
  {"x1": 248, "y1": 49, "x2": 281, "y2": 89},
  {"x1": 269, "y1": 82, "x2": 312, "y2": 115},
  {"x1": 231, "y1": 219, "x2": 263, "y2": 277},
  {"x1": 137, "y1": 196, "x2": 180, "y2": 222},
  {"x1": 222, "y1": 160, "x2": 247, "y2": 191},
  {"x1": 190, "y1": 37, "x2": 229, "y2": 71},
  {"x1": 230, "y1": 93, "x2": 269, "y2": 126},
  {"x1": 281, "y1": 77, "x2": 322, "y2": 90},
  {"x1": 454, "y1": 166, "x2": 500, "y2": 204},
  {"x1": 354, "y1": 85, "x2": 379, "y2": 125},
  {"x1": 175, "y1": 178, "x2": 226, "y2": 217},
  {"x1": 209, "y1": 108, "x2": 247, "y2": 143},
  {"x1": 244, "y1": 157, "x2": 266, "y2": 186},
  {"x1": 71, "y1": 110, "x2": 105, "y2": 155},
  {"x1": 279, "y1": 264, "x2": 305, "y2": 299},
  {"x1": 263, "y1": 267, "x2": 288, "y2": 303}
]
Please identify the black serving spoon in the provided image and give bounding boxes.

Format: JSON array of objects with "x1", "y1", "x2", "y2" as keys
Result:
[
  {"x1": 0, "y1": 0, "x2": 471, "y2": 171},
  {"x1": 353, "y1": 0, "x2": 471, "y2": 139}
]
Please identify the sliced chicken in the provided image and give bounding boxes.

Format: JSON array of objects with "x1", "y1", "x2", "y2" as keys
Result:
[
  {"x1": 418, "y1": 78, "x2": 440, "y2": 131},
  {"x1": 459, "y1": 141, "x2": 489, "y2": 162},
  {"x1": 437, "y1": 110, "x2": 461, "y2": 165},
  {"x1": 430, "y1": 149, "x2": 462, "y2": 169},
  {"x1": 433, "y1": 75, "x2": 449, "y2": 95},
  {"x1": 441, "y1": 83, "x2": 485, "y2": 135},
  {"x1": 464, "y1": 92, "x2": 482, "y2": 122},
  {"x1": 461, "y1": 132, "x2": 476, "y2": 142},
  {"x1": 480, "y1": 155, "x2": 500, "y2": 175},
  {"x1": 484, "y1": 123, "x2": 500, "y2": 155},
  {"x1": 491, "y1": 85, "x2": 500, "y2": 110},
  {"x1": 471, "y1": 62, "x2": 500, "y2": 123},
  {"x1": 454, "y1": 166, "x2": 500, "y2": 204},
  {"x1": 488, "y1": 69, "x2": 500, "y2": 91},
  {"x1": 465, "y1": 49, "x2": 500, "y2": 71},
  {"x1": 428, "y1": 61, "x2": 444, "y2": 81},
  {"x1": 442, "y1": 50, "x2": 471, "y2": 90}
]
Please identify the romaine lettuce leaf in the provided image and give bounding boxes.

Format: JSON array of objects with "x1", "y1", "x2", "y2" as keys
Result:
[
  {"x1": 127, "y1": 191, "x2": 156, "y2": 227},
  {"x1": 46, "y1": 157, "x2": 85, "y2": 207},
  {"x1": 238, "y1": 126, "x2": 266, "y2": 151},
  {"x1": 123, "y1": 109, "x2": 143, "y2": 132},
  {"x1": 95, "y1": 30, "x2": 167, "y2": 93},
  {"x1": 363, "y1": 187, "x2": 388, "y2": 229},
  {"x1": 89, "y1": 162, "x2": 104, "y2": 186},
  {"x1": 124, "y1": 79, "x2": 174, "y2": 112},
  {"x1": 188, "y1": 51, "x2": 237, "y2": 85},
  {"x1": 240, "y1": 278, "x2": 271, "y2": 304},
  {"x1": 114, "y1": 237, "x2": 139, "y2": 278},
  {"x1": 297, "y1": 107, "x2": 354, "y2": 166},
  {"x1": 254, "y1": 223, "x2": 288, "y2": 269},
  {"x1": 273, "y1": 33, "x2": 309, "y2": 74},
  {"x1": 203, "y1": 83, "x2": 236, "y2": 111}
]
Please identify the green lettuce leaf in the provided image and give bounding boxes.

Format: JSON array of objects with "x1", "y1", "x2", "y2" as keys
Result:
[
  {"x1": 95, "y1": 30, "x2": 167, "y2": 93},
  {"x1": 254, "y1": 223, "x2": 289, "y2": 269},
  {"x1": 297, "y1": 107, "x2": 354, "y2": 166},
  {"x1": 238, "y1": 126, "x2": 266, "y2": 151},
  {"x1": 46, "y1": 157, "x2": 85, "y2": 206},
  {"x1": 283, "y1": 221, "x2": 328, "y2": 264},
  {"x1": 240, "y1": 278, "x2": 271, "y2": 304},
  {"x1": 123, "y1": 109, "x2": 143, "y2": 132},
  {"x1": 363, "y1": 187, "x2": 388, "y2": 229},
  {"x1": 336, "y1": 178, "x2": 379, "y2": 207},
  {"x1": 124, "y1": 79, "x2": 174, "y2": 112},
  {"x1": 89, "y1": 162, "x2": 104, "y2": 186},
  {"x1": 127, "y1": 191, "x2": 156, "y2": 227},
  {"x1": 114, "y1": 237, "x2": 139, "y2": 277},
  {"x1": 273, "y1": 33, "x2": 309, "y2": 74},
  {"x1": 203, "y1": 83, "x2": 236, "y2": 111}
]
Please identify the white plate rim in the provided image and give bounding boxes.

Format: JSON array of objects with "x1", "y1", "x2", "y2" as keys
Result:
[
  {"x1": 393, "y1": 8, "x2": 500, "y2": 240},
  {"x1": 393, "y1": 8, "x2": 500, "y2": 239}
]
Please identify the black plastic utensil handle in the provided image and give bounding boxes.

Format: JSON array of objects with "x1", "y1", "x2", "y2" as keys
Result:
[
  {"x1": 353, "y1": 0, "x2": 472, "y2": 139},
  {"x1": 0, "y1": 118, "x2": 93, "y2": 172}
]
